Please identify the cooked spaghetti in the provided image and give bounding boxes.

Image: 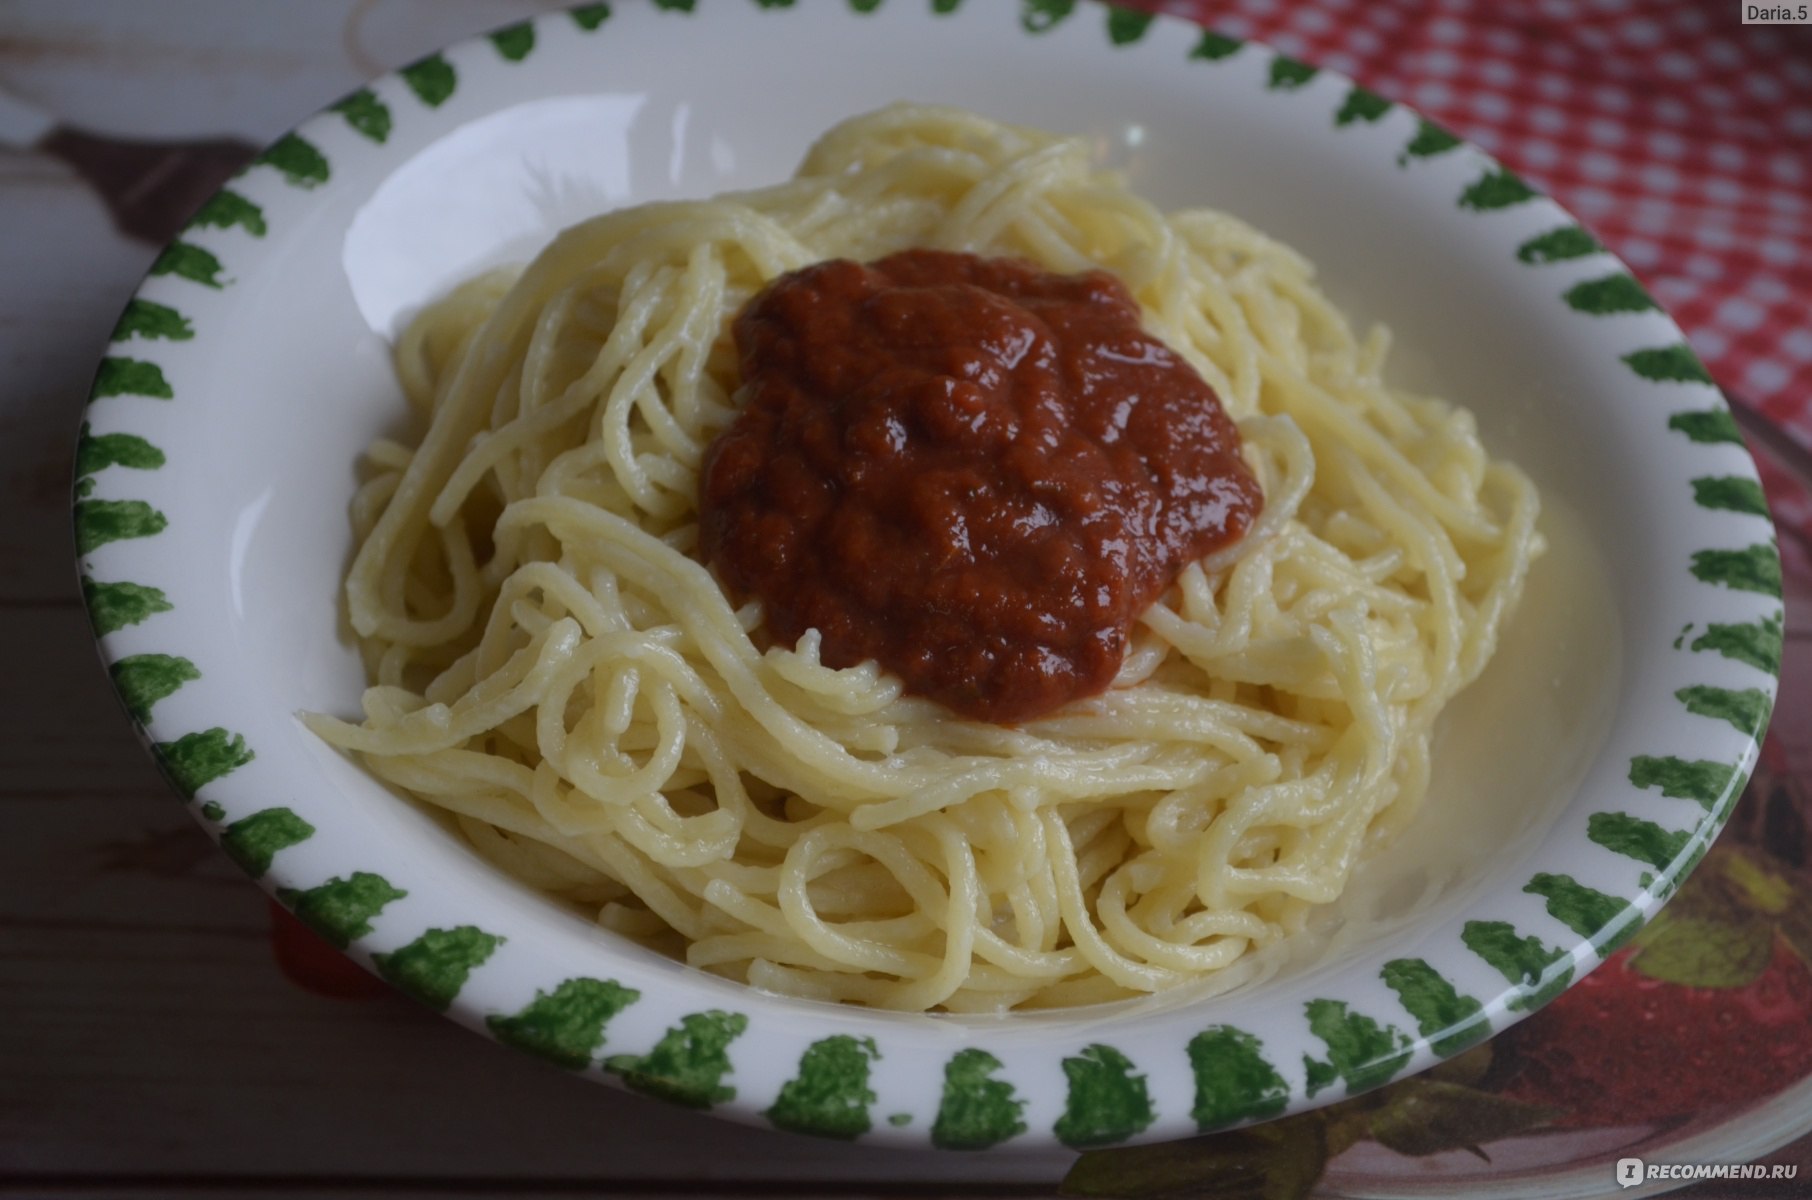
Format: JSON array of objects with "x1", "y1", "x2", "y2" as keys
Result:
[{"x1": 307, "y1": 105, "x2": 1541, "y2": 1012}]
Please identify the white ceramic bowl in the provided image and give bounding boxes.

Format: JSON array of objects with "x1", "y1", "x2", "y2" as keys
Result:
[{"x1": 76, "y1": 0, "x2": 1780, "y2": 1151}]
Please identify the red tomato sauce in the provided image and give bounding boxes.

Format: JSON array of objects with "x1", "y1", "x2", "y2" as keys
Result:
[{"x1": 699, "y1": 250, "x2": 1261, "y2": 724}]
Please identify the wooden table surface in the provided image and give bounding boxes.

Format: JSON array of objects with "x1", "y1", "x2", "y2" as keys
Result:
[{"x1": 4, "y1": 3, "x2": 1807, "y2": 1198}]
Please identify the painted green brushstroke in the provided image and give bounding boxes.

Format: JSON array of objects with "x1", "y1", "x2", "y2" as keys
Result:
[
  {"x1": 1336, "y1": 87, "x2": 1391, "y2": 126},
  {"x1": 1461, "y1": 919, "x2": 1571, "y2": 1010},
  {"x1": 848, "y1": 0, "x2": 884, "y2": 11},
  {"x1": 92, "y1": 356, "x2": 174, "y2": 399},
  {"x1": 651, "y1": 0, "x2": 695, "y2": 9},
  {"x1": 401, "y1": 54, "x2": 457, "y2": 106},
  {"x1": 71, "y1": 432, "x2": 151, "y2": 493},
  {"x1": 187, "y1": 189, "x2": 267, "y2": 236},
  {"x1": 1691, "y1": 544, "x2": 1781, "y2": 597},
  {"x1": 1186, "y1": 1027, "x2": 1288, "y2": 1129},
  {"x1": 1190, "y1": 30, "x2": 1242, "y2": 60},
  {"x1": 111, "y1": 299, "x2": 193, "y2": 342},
  {"x1": 332, "y1": 89, "x2": 391, "y2": 143},
  {"x1": 1380, "y1": 959, "x2": 1487, "y2": 1055},
  {"x1": 490, "y1": 22, "x2": 535, "y2": 59},
  {"x1": 1403, "y1": 119, "x2": 1461, "y2": 159},
  {"x1": 766, "y1": 1035, "x2": 880, "y2": 1139},
  {"x1": 76, "y1": 428, "x2": 165, "y2": 478},
  {"x1": 1691, "y1": 475, "x2": 1770, "y2": 517},
  {"x1": 932, "y1": 1048, "x2": 1027, "y2": 1149},
  {"x1": 150, "y1": 241, "x2": 226, "y2": 289},
  {"x1": 1054, "y1": 1044, "x2": 1154, "y2": 1148},
  {"x1": 1676, "y1": 685, "x2": 1771, "y2": 735},
  {"x1": 570, "y1": 4, "x2": 611, "y2": 30},
  {"x1": 1563, "y1": 274, "x2": 1657, "y2": 315},
  {"x1": 605, "y1": 1010, "x2": 748, "y2": 1108},
  {"x1": 1588, "y1": 811, "x2": 1690, "y2": 870},
  {"x1": 1459, "y1": 168, "x2": 1537, "y2": 210},
  {"x1": 1630, "y1": 755, "x2": 1736, "y2": 810},
  {"x1": 277, "y1": 872, "x2": 406, "y2": 949},
  {"x1": 82, "y1": 578, "x2": 171, "y2": 636},
  {"x1": 1691, "y1": 612, "x2": 1782, "y2": 675},
  {"x1": 255, "y1": 133, "x2": 329, "y2": 188},
  {"x1": 1516, "y1": 225, "x2": 1599, "y2": 264},
  {"x1": 1022, "y1": 0, "x2": 1074, "y2": 32},
  {"x1": 1106, "y1": 7, "x2": 1155, "y2": 43},
  {"x1": 110, "y1": 653, "x2": 199, "y2": 723},
  {"x1": 220, "y1": 807, "x2": 315, "y2": 878},
  {"x1": 154, "y1": 727, "x2": 252, "y2": 798},
  {"x1": 755, "y1": 0, "x2": 796, "y2": 7},
  {"x1": 75, "y1": 499, "x2": 166, "y2": 553},
  {"x1": 1625, "y1": 343, "x2": 1712, "y2": 384},
  {"x1": 1268, "y1": 57, "x2": 1318, "y2": 90},
  {"x1": 374, "y1": 926, "x2": 503, "y2": 1011},
  {"x1": 933, "y1": 0, "x2": 963, "y2": 11},
  {"x1": 487, "y1": 977, "x2": 640, "y2": 1070},
  {"x1": 1301, "y1": 1000, "x2": 1413, "y2": 1098},
  {"x1": 1668, "y1": 408, "x2": 1743, "y2": 445},
  {"x1": 1525, "y1": 873, "x2": 1625, "y2": 941},
  {"x1": 199, "y1": 800, "x2": 225, "y2": 822}
]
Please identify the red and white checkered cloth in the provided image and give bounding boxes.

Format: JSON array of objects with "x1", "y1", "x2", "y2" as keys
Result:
[{"x1": 1149, "y1": 0, "x2": 1812, "y2": 518}]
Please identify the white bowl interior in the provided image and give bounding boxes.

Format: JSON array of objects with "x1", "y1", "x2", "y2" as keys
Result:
[{"x1": 201, "y1": 13, "x2": 1630, "y2": 1006}]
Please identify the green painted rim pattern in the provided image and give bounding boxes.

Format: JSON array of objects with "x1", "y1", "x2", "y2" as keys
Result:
[{"x1": 76, "y1": 0, "x2": 1780, "y2": 1150}]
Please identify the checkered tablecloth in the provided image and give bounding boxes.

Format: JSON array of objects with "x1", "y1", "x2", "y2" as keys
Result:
[{"x1": 1154, "y1": 0, "x2": 1812, "y2": 460}]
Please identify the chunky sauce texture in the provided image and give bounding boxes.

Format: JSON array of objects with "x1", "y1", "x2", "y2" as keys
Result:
[{"x1": 699, "y1": 250, "x2": 1261, "y2": 724}]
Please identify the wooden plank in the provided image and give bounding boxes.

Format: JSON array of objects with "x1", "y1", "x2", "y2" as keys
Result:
[
  {"x1": 0, "y1": 914, "x2": 1067, "y2": 1184},
  {"x1": 0, "y1": 608, "x2": 176, "y2": 796},
  {"x1": 0, "y1": 1, "x2": 546, "y2": 138},
  {"x1": 0, "y1": 1188, "x2": 1058, "y2": 1199}
]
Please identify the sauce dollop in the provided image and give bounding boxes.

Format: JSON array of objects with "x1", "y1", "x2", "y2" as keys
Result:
[{"x1": 699, "y1": 250, "x2": 1261, "y2": 724}]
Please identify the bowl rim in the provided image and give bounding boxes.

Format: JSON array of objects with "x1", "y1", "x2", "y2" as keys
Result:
[{"x1": 73, "y1": 0, "x2": 1782, "y2": 1153}]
